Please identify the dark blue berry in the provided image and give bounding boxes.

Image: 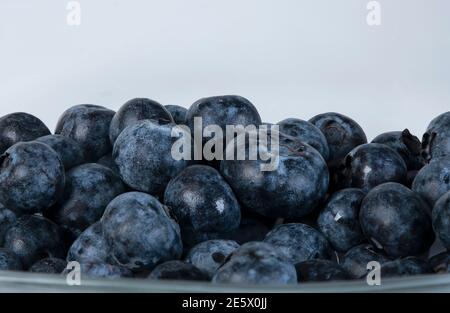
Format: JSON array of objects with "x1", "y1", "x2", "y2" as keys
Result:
[
  {"x1": 165, "y1": 105, "x2": 187, "y2": 125},
  {"x1": 148, "y1": 260, "x2": 209, "y2": 281},
  {"x1": 35, "y1": 134, "x2": 86, "y2": 170}
]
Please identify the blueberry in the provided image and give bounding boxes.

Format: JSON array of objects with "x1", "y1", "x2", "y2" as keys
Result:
[
  {"x1": 0, "y1": 142, "x2": 65, "y2": 214},
  {"x1": 66, "y1": 222, "x2": 111, "y2": 264},
  {"x1": 372, "y1": 129, "x2": 425, "y2": 170},
  {"x1": 212, "y1": 242, "x2": 297, "y2": 285},
  {"x1": 429, "y1": 252, "x2": 450, "y2": 273},
  {"x1": 309, "y1": 112, "x2": 367, "y2": 168},
  {"x1": 109, "y1": 98, "x2": 173, "y2": 144},
  {"x1": 185, "y1": 240, "x2": 240, "y2": 278},
  {"x1": 0, "y1": 112, "x2": 51, "y2": 155},
  {"x1": 35, "y1": 134, "x2": 86, "y2": 170},
  {"x1": 46, "y1": 163, "x2": 126, "y2": 238},
  {"x1": 359, "y1": 182, "x2": 434, "y2": 257},
  {"x1": 101, "y1": 192, "x2": 182, "y2": 271},
  {"x1": 341, "y1": 244, "x2": 391, "y2": 279},
  {"x1": 264, "y1": 223, "x2": 332, "y2": 264},
  {"x1": 165, "y1": 105, "x2": 187, "y2": 125},
  {"x1": 335, "y1": 143, "x2": 407, "y2": 192},
  {"x1": 0, "y1": 203, "x2": 16, "y2": 246},
  {"x1": 278, "y1": 118, "x2": 330, "y2": 161},
  {"x1": 73, "y1": 263, "x2": 133, "y2": 279},
  {"x1": 164, "y1": 165, "x2": 241, "y2": 244},
  {"x1": 412, "y1": 157, "x2": 450, "y2": 207},
  {"x1": 223, "y1": 216, "x2": 270, "y2": 245},
  {"x1": 381, "y1": 257, "x2": 432, "y2": 278},
  {"x1": 0, "y1": 248, "x2": 23, "y2": 271},
  {"x1": 221, "y1": 131, "x2": 329, "y2": 219},
  {"x1": 96, "y1": 153, "x2": 120, "y2": 176},
  {"x1": 55, "y1": 104, "x2": 115, "y2": 161},
  {"x1": 432, "y1": 190, "x2": 450, "y2": 250},
  {"x1": 148, "y1": 260, "x2": 209, "y2": 281},
  {"x1": 295, "y1": 260, "x2": 349, "y2": 282},
  {"x1": 422, "y1": 111, "x2": 450, "y2": 162},
  {"x1": 113, "y1": 120, "x2": 190, "y2": 196},
  {"x1": 29, "y1": 258, "x2": 67, "y2": 274},
  {"x1": 317, "y1": 188, "x2": 366, "y2": 252},
  {"x1": 4, "y1": 215, "x2": 66, "y2": 268}
]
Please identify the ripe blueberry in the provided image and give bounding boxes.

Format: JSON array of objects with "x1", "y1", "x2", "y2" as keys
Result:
[
  {"x1": 165, "y1": 105, "x2": 187, "y2": 125},
  {"x1": 148, "y1": 260, "x2": 209, "y2": 281},
  {"x1": 295, "y1": 260, "x2": 349, "y2": 282},
  {"x1": 35, "y1": 134, "x2": 86, "y2": 170},
  {"x1": 422, "y1": 111, "x2": 450, "y2": 162},
  {"x1": 432, "y1": 190, "x2": 450, "y2": 250}
]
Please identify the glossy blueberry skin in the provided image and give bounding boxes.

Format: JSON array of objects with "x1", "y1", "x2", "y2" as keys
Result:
[
  {"x1": 264, "y1": 223, "x2": 332, "y2": 264},
  {"x1": 164, "y1": 165, "x2": 241, "y2": 242},
  {"x1": 96, "y1": 153, "x2": 120, "y2": 176},
  {"x1": 165, "y1": 105, "x2": 187, "y2": 125},
  {"x1": 185, "y1": 240, "x2": 240, "y2": 278},
  {"x1": 360, "y1": 182, "x2": 434, "y2": 258},
  {"x1": 46, "y1": 163, "x2": 126, "y2": 238},
  {"x1": 109, "y1": 98, "x2": 173, "y2": 144},
  {"x1": 148, "y1": 260, "x2": 209, "y2": 281},
  {"x1": 412, "y1": 157, "x2": 450, "y2": 207},
  {"x1": 4, "y1": 215, "x2": 66, "y2": 268},
  {"x1": 0, "y1": 248, "x2": 23, "y2": 271},
  {"x1": 0, "y1": 142, "x2": 65, "y2": 214},
  {"x1": 29, "y1": 258, "x2": 67, "y2": 274},
  {"x1": 372, "y1": 129, "x2": 425, "y2": 171},
  {"x1": 336, "y1": 143, "x2": 407, "y2": 192},
  {"x1": 432, "y1": 191, "x2": 450, "y2": 249},
  {"x1": 212, "y1": 242, "x2": 297, "y2": 285},
  {"x1": 278, "y1": 118, "x2": 330, "y2": 161},
  {"x1": 0, "y1": 204, "x2": 16, "y2": 246},
  {"x1": 35, "y1": 134, "x2": 86, "y2": 170},
  {"x1": 381, "y1": 257, "x2": 432, "y2": 278},
  {"x1": 341, "y1": 244, "x2": 391, "y2": 279},
  {"x1": 309, "y1": 112, "x2": 367, "y2": 169},
  {"x1": 55, "y1": 104, "x2": 115, "y2": 161},
  {"x1": 422, "y1": 111, "x2": 450, "y2": 162},
  {"x1": 221, "y1": 132, "x2": 329, "y2": 219},
  {"x1": 66, "y1": 222, "x2": 111, "y2": 264},
  {"x1": 0, "y1": 112, "x2": 51, "y2": 155},
  {"x1": 101, "y1": 192, "x2": 183, "y2": 272},
  {"x1": 113, "y1": 120, "x2": 190, "y2": 196},
  {"x1": 429, "y1": 252, "x2": 450, "y2": 273},
  {"x1": 295, "y1": 260, "x2": 349, "y2": 282},
  {"x1": 317, "y1": 188, "x2": 366, "y2": 252}
]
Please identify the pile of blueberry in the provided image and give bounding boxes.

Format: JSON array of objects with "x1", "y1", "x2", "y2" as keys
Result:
[{"x1": 0, "y1": 95, "x2": 449, "y2": 285}]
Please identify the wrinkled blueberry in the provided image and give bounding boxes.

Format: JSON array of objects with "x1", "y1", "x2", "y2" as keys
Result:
[
  {"x1": 335, "y1": 143, "x2": 407, "y2": 192},
  {"x1": 35, "y1": 134, "x2": 86, "y2": 170},
  {"x1": 278, "y1": 118, "x2": 330, "y2": 161},
  {"x1": 212, "y1": 242, "x2": 297, "y2": 285},
  {"x1": 109, "y1": 98, "x2": 173, "y2": 144},
  {"x1": 422, "y1": 111, "x2": 450, "y2": 162},
  {"x1": 341, "y1": 244, "x2": 390, "y2": 279},
  {"x1": 317, "y1": 188, "x2": 366, "y2": 252},
  {"x1": 0, "y1": 142, "x2": 65, "y2": 214},
  {"x1": 113, "y1": 120, "x2": 190, "y2": 196},
  {"x1": 46, "y1": 163, "x2": 126, "y2": 238},
  {"x1": 360, "y1": 183, "x2": 434, "y2": 257},
  {"x1": 0, "y1": 112, "x2": 51, "y2": 155},
  {"x1": 96, "y1": 153, "x2": 120, "y2": 176},
  {"x1": 412, "y1": 157, "x2": 450, "y2": 207},
  {"x1": 185, "y1": 240, "x2": 240, "y2": 278},
  {"x1": 66, "y1": 222, "x2": 111, "y2": 264},
  {"x1": 221, "y1": 131, "x2": 329, "y2": 219},
  {"x1": 372, "y1": 129, "x2": 425, "y2": 170},
  {"x1": 0, "y1": 203, "x2": 16, "y2": 246},
  {"x1": 0, "y1": 248, "x2": 23, "y2": 271},
  {"x1": 148, "y1": 260, "x2": 209, "y2": 281},
  {"x1": 429, "y1": 252, "x2": 450, "y2": 273},
  {"x1": 264, "y1": 223, "x2": 332, "y2": 264},
  {"x1": 381, "y1": 257, "x2": 431, "y2": 278},
  {"x1": 295, "y1": 260, "x2": 349, "y2": 282},
  {"x1": 4, "y1": 215, "x2": 66, "y2": 268},
  {"x1": 432, "y1": 190, "x2": 450, "y2": 250},
  {"x1": 164, "y1": 165, "x2": 241, "y2": 244},
  {"x1": 29, "y1": 257, "x2": 67, "y2": 274},
  {"x1": 309, "y1": 112, "x2": 367, "y2": 168},
  {"x1": 101, "y1": 192, "x2": 182, "y2": 271},
  {"x1": 55, "y1": 104, "x2": 115, "y2": 161},
  {"x1": 165, "y1": 105, "x2": 187, "y2": 125}
]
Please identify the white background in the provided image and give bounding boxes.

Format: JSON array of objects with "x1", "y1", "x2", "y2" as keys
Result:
[{"x1": 0, "y1": 0, "x2": 449, "y2": 140}]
